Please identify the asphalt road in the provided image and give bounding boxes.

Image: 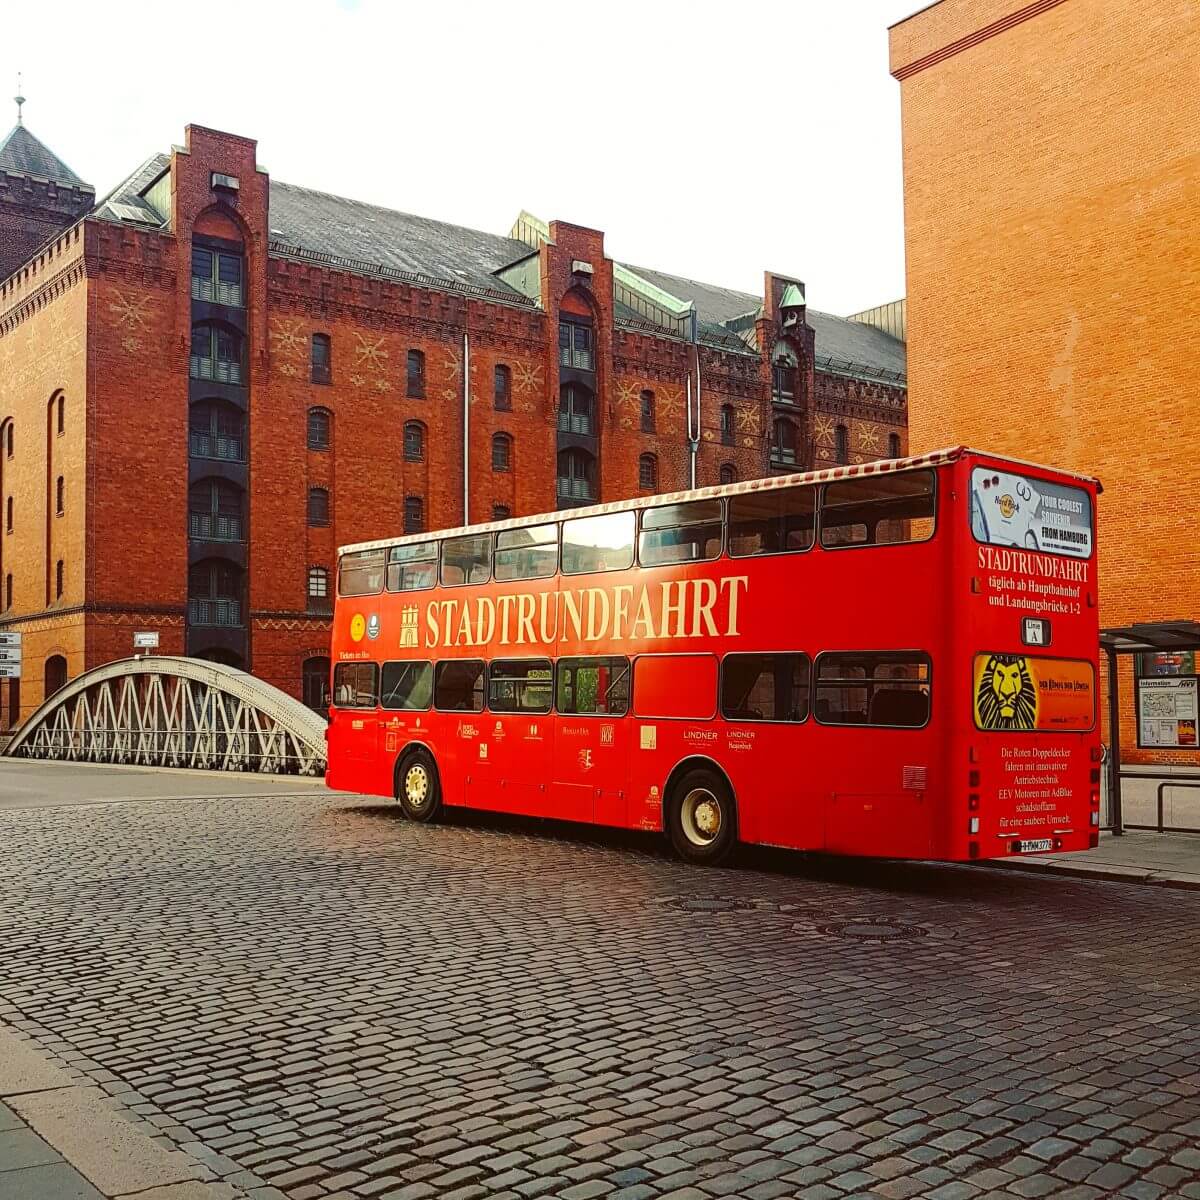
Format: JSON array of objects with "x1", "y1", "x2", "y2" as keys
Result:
[{"x1": 0, "y1": 762, "x2": 1197, "y2": 1200}]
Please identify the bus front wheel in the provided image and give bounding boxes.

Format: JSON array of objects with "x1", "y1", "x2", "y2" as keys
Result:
[
  {"x1": 667, "y1": 768, "x2": 736, "y2": 865},
  {"x1": 397, "y1": 748, "x2": 443, "y2": 823}
]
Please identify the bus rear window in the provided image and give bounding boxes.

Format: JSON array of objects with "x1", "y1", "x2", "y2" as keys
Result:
[
  {"x1": 969, "y1": 467, "x2": 1093, "y2": 559},
  {"x1": 333, "y1": 662, "x2": 378, "y2": 709},
  {"x1": 339, "y1": 550, "x2": 385, "y2": 596},
  {"x1": 387, "y1": 542, "x2": 437, "y2": 592},
  {"x1": 815, "y1": 652, "x2": 930, "y2": 727},
  {"x1": 820, "y1": 470, "x2": 935, "y2": 548},
  {"x1": 634, "y1": 655, "x2": 716, "y2": 719}
]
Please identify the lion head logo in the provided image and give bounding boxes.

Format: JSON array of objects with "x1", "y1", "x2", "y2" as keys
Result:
[{"x1": 976, "y1": 654, "x2": 1037, "y2": 730}]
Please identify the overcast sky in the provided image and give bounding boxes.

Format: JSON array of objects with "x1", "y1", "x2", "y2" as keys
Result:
[{"x1": 3, "y1": 0, "x2": 918, "y2": 316}]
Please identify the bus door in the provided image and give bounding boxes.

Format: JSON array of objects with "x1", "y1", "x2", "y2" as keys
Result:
[
  {"x1": 330, "y1": 661, "x2": 381, "y2": 788},
  {"x1": 485, "y1": 658, "x2": 555, "y2": 817},
  {"x1": 553, "y1": 656, "x2": 632, "y2": 824}
]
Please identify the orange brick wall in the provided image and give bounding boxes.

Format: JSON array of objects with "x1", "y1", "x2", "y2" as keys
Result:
[{"x1": 891, "y1": 0, "x2": 1200, "y2": 764}]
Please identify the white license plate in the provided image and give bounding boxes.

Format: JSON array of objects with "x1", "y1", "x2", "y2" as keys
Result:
[{"x1": 1016, "y1": 838, "x2": 1053, "y2": 853}]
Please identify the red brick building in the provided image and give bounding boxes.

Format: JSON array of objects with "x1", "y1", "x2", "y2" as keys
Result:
[{"x1": 0, "y1": 118, "x2": 906, "y2": 720}]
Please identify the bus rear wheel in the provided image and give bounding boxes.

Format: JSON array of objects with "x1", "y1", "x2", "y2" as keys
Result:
[
  {"x1": 667, "y1": 768, "x2": 736, "y2": 865},
  {"x1": 397, "y1": 748, "x2": 442, "y2": 823}
]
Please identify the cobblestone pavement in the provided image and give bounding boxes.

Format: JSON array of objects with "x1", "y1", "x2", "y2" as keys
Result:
[{"x1": 1, "y1": 792, "x2": 1199, "y2": 1200}]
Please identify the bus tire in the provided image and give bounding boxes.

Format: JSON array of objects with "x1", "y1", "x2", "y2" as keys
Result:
[
  {"x1": 396, "y1": 747, "x2": 442, "y2": 823},
  {"x1": 667, "y1": 768, "x2": 736, "y2": 865}
]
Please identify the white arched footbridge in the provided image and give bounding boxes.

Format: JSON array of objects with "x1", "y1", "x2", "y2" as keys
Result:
[{"x1": 5, "y1": 657, "x2": 327, "y2": 775}]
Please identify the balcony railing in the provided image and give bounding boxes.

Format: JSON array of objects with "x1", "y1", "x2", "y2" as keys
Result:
[
  {"x1": 190, "y1": 355, "x2": 243, "y2": 385},
  {"x1": 559, "y1": 347, "x2": 594, "y2": 371},
  {"x1": 557, "y1": 412, "x2": 593, "y2": 436},
  {"x1": 188, "y1": 513, "x2": 243, "y2": 541},
  {"x1": 189, "y1": 431, "x2": 244, "y2": 462},
  {"x1": 191, "y1": 275, "x2": 244, "y2": 307},
  {"x1": 188, "y1": 598, "x2": 241, "y2": 627},
  {"x1": 557, "y1": 477, "x2": 594, "y2": 502}
]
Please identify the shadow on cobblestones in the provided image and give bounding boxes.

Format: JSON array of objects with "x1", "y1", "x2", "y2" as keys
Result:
[{"x1": 1, "y1": 793, "x2": 1198, "y2": 1200}]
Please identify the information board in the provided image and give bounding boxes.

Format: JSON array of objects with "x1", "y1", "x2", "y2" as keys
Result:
[{"x1": 1138, "y1": 676, "x2": 1199, "y2": 748}]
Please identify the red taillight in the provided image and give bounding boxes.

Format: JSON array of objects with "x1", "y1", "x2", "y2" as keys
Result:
[
  {"x1": 968, "y1": 794, "x2": 980, "y2": 811},
  {"x1": 968, "y1": 769, "x2": 980, "y2": 788},
  {"x1": 1090, "y1": 791, "x2": 1101, "y2": 808}
]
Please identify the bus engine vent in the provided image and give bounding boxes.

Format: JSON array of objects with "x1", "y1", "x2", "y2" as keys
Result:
[{"x1": 902, "y1": 765, "x2": 928, "y2": 790}]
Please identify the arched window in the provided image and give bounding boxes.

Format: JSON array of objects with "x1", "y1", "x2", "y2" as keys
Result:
[
  {"x1": 311, "y1": 334, "x2": 332, "y2": 384},
  {"x1": 640, "y1": 390, "x2": 656, "y2": 433},
  {"x1": 189, "y1": 478, "x2": 244, "y2": 541},
  {"x1": 307, "y1": 566, "x2": 330, "y2": 613},
  {"x1": 772, "y1": 343, "x2": 798, "y2": 403},
  {"x1": 189, "y1": 322, "x2": 243, "y2": 384},
  {"x1": 44, "y1": 654, "x2": 67, "y2": 699},
  {"x1": 494, "y1": 365, "x2": 512, "y2": 411},
  {"x1": 302, "y1": 656, "x2": 331, "y2": 714},
  {"x1": 404, "y1": 495, "x2": 424, "y2": 534},
  {"x1": 720, "y1": 404, "x2": 735, "y2": 446},
  {"x1": 4, "y1": 572, "x2": 10, "y2": 610},
  {"x1": 187, "y1": 559, "x2": 243, "y2": 626},
  {"x1": 888, "y1": 432, "x2": 901, "y2": 459},
  {"x1": 407, "y1": 349, "x2": 426, "y2": 398},
  {"x1": 772, "y1": 418, "x2": 797, "y2": 466},
  {"x1": 404, "y1": 421, "x2": 425, "y2": 462},
  {"x1": 558, "y1": 384, "x2": 594, "y2": 435},
  {"x1": 5, "y1": 496, "x2": 12, "y2": 532},
  {"x1": 835, "y1": 424, "x2": 849, "y2": 465},
  {"x1": 307, "y1": 487, "x2": 330, "y2": 527},
  {"x1": 55, "y1": 476, "x2": 64, "y2": 516},
  {"x1": 638, "y1": 453, "x2": 658, "y2": 492},
  {"x1": 190, "y1": 400, "x2": 244, "y2": 461},
  {"x1": 719, "y1": 463, "x2": 736, "y2": 485},
  {"x1": 55, "y1": 393, "x2": 65, "y2": 436},
  {"x1": 3, "y1": 420, "x2": 12, "y2": 458},
  {"x1": 492, "y1": 504, "x2": 511, "y2": 521},
  {"x1": 55, "y1": 559, "x2": 64, "y2": 599},
  {"x1": 307, "y1": 407, "x2": 331, "y2": 451},
  {"x1": 492, "y1": 433, "x2": 512, "y2": 472},
  {"x1": 557, "y1": 448, "x2": 595, "y2": 503}
]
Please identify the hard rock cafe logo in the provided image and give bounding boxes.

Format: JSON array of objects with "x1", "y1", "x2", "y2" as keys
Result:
[
  {"x1": 997, "y1": 493, "x2": 1018, "y2": 519},
  {"x1": 976, "y1": 653, "x2": 1038, "y2": 730},
  {"x1": 349, "y1": 614, "x2": 367, "y2": 643}
]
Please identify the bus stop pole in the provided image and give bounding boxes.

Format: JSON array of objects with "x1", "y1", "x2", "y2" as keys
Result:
[{"x1": 1106, "y1": 644, "x2": 1123, "y2": 836}]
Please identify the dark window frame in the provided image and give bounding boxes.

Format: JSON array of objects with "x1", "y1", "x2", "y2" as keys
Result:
[
  {"x1": 307, "y1": 486, "x2": 331, "y2": 528},
  {"x1": 492, "y1": 432, "x2": 513, "y2": 472},
  {"x1": 720, "y1": 652, "x2": 811, "y2": 724},
  {"x1": 488, "y1": 658, "x2": 554, "y2": 714},
  {"x1": 339, "y1": 549, "x2": 385, "y2": 597},
  {"x1": 307, "y1": 406, "x2": 331, "y2": 451},
  {"x1": 494, "y1": 364, "x2": 512, "y2": 411},
  {"x1": 311, "y1": 333, "x2": 332, "y2": 385},
  {"x1": 835, "y1": 424, "x2": 849, "y2": 465},
  {"x1": 440, "y1": 533, "x2": 492, "y2": 588},
  {"x1": 560, "y1": 510, "x2": 635, "y2": 576},
  {"x1": 332, "y1": 661, "x2": 378, "y2": 710},
  {"x1": 386, "y1": 541, "x2": 438, "y2": 592},
  {"x1": 555, "y1": 655, "x2": 631, "y2": 717},
  {"x1": 638, "y1": 453, "x2": 657, "y2": 492},
  {"x1": 406, "y1": 349, "x2": 426, "y2": 399},
  {"x1": 55, "y1": 558, "x2": 64, "y2": 600},
  {"x1": 404, "y1": 421, "x2": 425, "y2": 463},
  {"x1": 556, "y1": 447, "x2": 596, "y2": 504},
  {"x1": 728, "y1": 485, "x2": 816, "y2": 559},
  {"x1": 720, "y1": 404, "x2": 735, "y2": 446},
  {"x1": 819, "y1": 468, "x2": 937, "y2": 551},
  {"x1": 56, "y1": 395, "x2": 65, "y2": 437},
  {"x1": 381, "y1": 660, "x2": 434, "y2": 711},
  {"x1": 434, "y1": 659, "x2": 486, "y2": 712},
  {"x1": 640, "y1": 390, "x2": 656, "y2": 433},
  {"x1": 495, "y1": 522, "x2": 558, "y2": 583},
  {"x1": 813, "y1": 650, "x2": 932, "y2": 729},
  {"x1": 637, "y1": 499, "x2": 723, "y2": 569},
  {"x1": 403, "y1": 496, "x2": 425, "y2": 535},
  {"x1": 719, "y1": 464, "x2": 736, "y2": 485},
  {"x1": 55, "y1": 475, "x2": 64, "y2": 516}
]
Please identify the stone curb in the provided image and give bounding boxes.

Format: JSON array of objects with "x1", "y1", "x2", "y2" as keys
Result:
[
  {"x1": 989, "y1": 856, "x2": 1200, "y2": 890},
  {"x1": 0, "y1": 1023, "x2": 244, "y2": 1200}
]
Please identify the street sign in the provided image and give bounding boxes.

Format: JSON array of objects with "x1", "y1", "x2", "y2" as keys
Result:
[
  {"x1": 0, "y1": 632, "x2": 21, "y2": 648},
  {"x1": 133, "y1": 631, "x2": 160, "y2": 649},
  {"x1": 0, "y1": 663, "x2": 20, "y2": 679}
]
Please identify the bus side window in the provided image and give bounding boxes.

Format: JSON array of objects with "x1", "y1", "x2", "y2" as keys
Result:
[
  {"x1": 720, "y1": 653, "x2": 810, "y2": 722},
  {"x1": 332, "y1": 662, "x2": 378, "y2": 708},
  {"x1": 386, "y1": 542, "x2": 438, "y2": 592},
  {"x1": 728, "y1": 488, "x2": 815, "y2": 557},
  {"x1": 380, "y1": 661, "x2": 433, "y2": 710},
  {"x1": 441, "y1": 534, "x2": 492, "y2": 587},
  {"x1": 495, "y1": 523, "x2": 558, "y2": 582},
  {"x1": 814, "y1": 652, "x2": 930, "y2": 727},
  {"x1": 633, "y1": 655, "x2": 717, "y2": 719},
  {"x1": 556, "y1": 656, "x2": 631, "y2": 715},
  {"x1": 561, "y1": 512, "x2": 635, "y2": 575},
  {"x1": 488, "y1": 659, "x2": 553, "y2": 713},
  {"x1": 820, "y1": 470, "x2": 936, "y2": 548},
  {"x1": 339, "y1": 549, "x2": 386, "y2": 596},
  {"x1": 638, "y1": 500, "x2": 723, "y2": 568},
  {"x1": 434, "y1": 660, "x2": 486, "y2": 711}
]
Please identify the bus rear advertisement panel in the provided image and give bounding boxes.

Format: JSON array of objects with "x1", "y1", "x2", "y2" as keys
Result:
[{"x1": 327, "y1": 449, "x2": 1102, "y2": 865}]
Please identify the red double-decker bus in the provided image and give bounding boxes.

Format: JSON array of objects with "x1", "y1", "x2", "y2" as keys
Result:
[{"x1": 327, "y1": 447, "x2": 1102, "y2": 864}]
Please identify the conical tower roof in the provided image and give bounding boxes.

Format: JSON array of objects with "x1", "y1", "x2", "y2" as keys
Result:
[{"x1": 0, "y1": 123, "x2": 86, "y2": 185}]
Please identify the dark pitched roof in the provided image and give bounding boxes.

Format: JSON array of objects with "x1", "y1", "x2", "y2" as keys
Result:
[
  {"x1": 0, "y1": 124, "x2": 88, "y2": 186},
  {"x1": 626, "y1": 264, "x2": 905, "y2": 381}
]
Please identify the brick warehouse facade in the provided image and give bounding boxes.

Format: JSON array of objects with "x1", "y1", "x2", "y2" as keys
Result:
[
  {"x1": 0, "y1": 119, "x2": 906, "y2": 721},
  {"x1": 890, "y1": 0, "x2": 1198, "y2": 767}
]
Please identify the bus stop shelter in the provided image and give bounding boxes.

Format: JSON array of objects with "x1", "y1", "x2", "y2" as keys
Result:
[{"x1": 1101, "y1": 620, "x2": 1200, "y2": 834}]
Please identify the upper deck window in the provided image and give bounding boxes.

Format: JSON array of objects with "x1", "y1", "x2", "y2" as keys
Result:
[
  {"x1": 441, "y1": 533, "x2": 491, "y2": 587},
  {"x1": 387, "y1": 542, "x2": 438, "y2": 592},
  {"x1": 561, "y1": 511, "x2": 635, "y2": 575},
  {"x1": 638, "y1": 499, "x2": 722, "y2": 567},
  {"x1": 728, "y1": 486, "x2": 815, "y2": 557},
  {"x1": 969, "y1": 467, "x2": 1093, "y2": 559},
  {"x1": 495, "y1": 523, "x2": 558, "y2": 582},
  {"x1": 339, "y1": 549, "x2": 385, "y2": 596},
  {"x1": 820, "y1": 469, "x2": 936, "y2": 549}
]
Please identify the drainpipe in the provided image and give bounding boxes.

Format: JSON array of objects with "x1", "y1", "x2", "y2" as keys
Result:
[
  {"x1": 686, "y1": 314, "x2": 701, "y2": 489},
  {"x1": 462, "y1": 330, "x2": 470, "y2": 525}
]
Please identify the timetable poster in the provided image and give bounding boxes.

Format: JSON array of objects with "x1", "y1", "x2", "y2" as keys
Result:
[{"x1": 1138, "y1": 677, "x2": 1199, "y2": 748}]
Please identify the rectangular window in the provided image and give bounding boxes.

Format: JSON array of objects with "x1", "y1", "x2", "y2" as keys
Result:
[
  {"x1": 634, "y1": 655, "x2": 717, "y2": 720},
  {"x1": 820, "y1": 469, "x2": 936, "y2": 549},
  {"x1": 407, "y1": 350, "x2": 425, "y2": 398},
  {"x1": 638, "y1": 499, "x2": 723, "y2": 567},
  {"x1": 969, "y1": 467, "x2": 1093, "y2": 559},
  {"x1": 216, "y1": 253, "x2": 243, "y2": 306},
  {"x1": 338, "y1": 549, "x2": 385, "y2": 597},
  {"x1": 559, "y1": 322, "x2": 593, "y2": 371},
  {"x1": 974, "y1": 654, "x2": 1096, "y2": 733},
  {"x1": 435, "y1": 660, "x2": 485, "y2": 711},
  {"x1": 557, "y1": 656, "x2": 630, "y2": 716},
  {"x1": 333, "y1": 661, "x2": 378, "y2": 709},
  {"x1": 489, "y1": 659, "x2": 553, "y2": 714},
  {"x1": 721, "y1": 653, "x2": 811, "y2": 722},
  {"x1": 381, "y1": 661, "x2": 433, "y2": 711},
  {"x1": 729, "y1": 487, "x2": 815, "y2": 557},
  {"x1": 815, "y1": 652, "x2": 931, "y2": 728},
  {"x1": 561, "y1": 511, "x2": 635, "y2": 575},
  {"x1": 495, "y1": 523, "x2": 558, "y2": 582},
  {"x1": 441, "y1": 533, "x2": 491, "y2": 587},
  {"x1": 386, "y1": 542, "x2": 438, "y2": 592},
  {"x1": 311, "y1": 334, "x2": 332, "y2": 384}
]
